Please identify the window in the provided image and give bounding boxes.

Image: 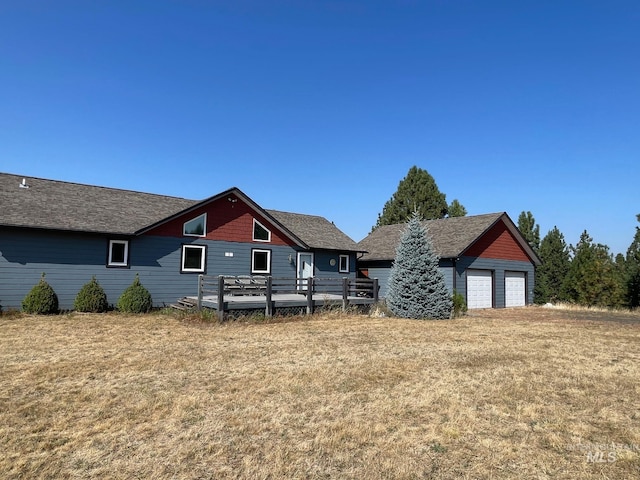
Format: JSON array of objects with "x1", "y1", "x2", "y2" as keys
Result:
[
  {"x1": 253, "y1": 219, "x2": 271, "y2": 242},
  {"x1": 108, "y1": 240, "x2": 129, "y2": 267},
  {"x1": 251, "y1": 249, "x2": 271, "y2": 274},
  {"x1": 183, "y1": 213, "x2": 206, "y2": 237},
  {"x1": 339, "y1": 254, "x2": 349, "y2": 273},
  {"x1": 181, "y1": 245, "x2": 206, "y2": 273}
]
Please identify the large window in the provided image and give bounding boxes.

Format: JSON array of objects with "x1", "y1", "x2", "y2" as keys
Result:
[
  {"x1": 108, "y1": 240, "x2": 129, "y2": 267},
  {"x1": 181, "y1": 245, "x2": 206, "y2": 273},
  {"x1": 253, "y1": 219, "x2": 271, "y2": 242},
  {"x1": 339, "y1": 254, "x2": 350, "y2": 273},
  {"x1": 183, "y1": 213, "x2": 206, "y2": 237},
  {"x1": 251, "y1": 249, "x2": 271, "y2": 274}
]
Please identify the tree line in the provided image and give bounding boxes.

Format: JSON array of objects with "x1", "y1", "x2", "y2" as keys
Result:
[
  {"x1": 374, "y1": 166, "x2": 640, "y2": 310},
  {"x1": 518, "y1": 211, "x2": 640, "y2": 309}
]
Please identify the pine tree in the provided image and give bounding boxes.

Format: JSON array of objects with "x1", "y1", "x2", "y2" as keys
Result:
[
  {"x1": 536, "y1": 226, "x2": 571, "y2": 304},
  {"x1": 518, "y1": 211, "x2": 542, "y2": 302},
  {"x1": 563, "y1": 231, "x2": 621, "y2": 307},
  {"x1": 517, "y1": 211, "x2": 541, "y2": 253},
  {"x1": 386, "y1": 211, "x2": 452, "y2": 319},
  {"x1": 447, "y1": 199, "x2": 467, "y2": 217},
  {"x1": 374, "y1": 166, "x2": 448, "y2": 230},
  {"x1": 625, "y1": 214, "x2": 640, "y2": 308}
]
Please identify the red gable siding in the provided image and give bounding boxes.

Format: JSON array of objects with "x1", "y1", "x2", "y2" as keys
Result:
[
  {"x1": 143, "y1": 194, "x2": 296, "y2": 246},
  {"x1": 464, "y1": 220, "x2": 531, "y2": 262}
]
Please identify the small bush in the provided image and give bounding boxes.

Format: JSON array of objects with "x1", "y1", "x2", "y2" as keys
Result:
[
  {"x1": 22, "y1": 274, "x2": 59, "y2": 314},
  {"x1": 117, "y1": 275, "x2": 153, "y2": 313},
  {"x1": 74, "y1": 276, "x2": 109, "y2": 313},
  {"x1": 452, "y1": 291, "x2": 467, "y2": 318}
]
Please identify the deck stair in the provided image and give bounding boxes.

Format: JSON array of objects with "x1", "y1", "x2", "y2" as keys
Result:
[{"x1": 170, "y1": 297, "x2": 198, "y2": 311}]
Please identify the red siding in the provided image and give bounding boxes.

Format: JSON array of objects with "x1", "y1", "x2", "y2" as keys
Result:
[
  {"x1": 464, "y1": 221, "x2": 531, "y2": 262},
  {"x1": 143, "y1": 194, "x2": 296, "y2": 246}
]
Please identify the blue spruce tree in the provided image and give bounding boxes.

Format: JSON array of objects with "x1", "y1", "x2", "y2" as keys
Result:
[{"x1": 386, "y1": 211, "x2": 452, "y2": 319}]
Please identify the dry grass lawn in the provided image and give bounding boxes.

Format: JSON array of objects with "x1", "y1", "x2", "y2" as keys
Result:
[{"x1": 1, "y1": 307, "x2": 639, "y2": 479}]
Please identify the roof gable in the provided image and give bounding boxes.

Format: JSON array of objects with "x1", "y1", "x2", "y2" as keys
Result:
[{"x1": 141, "y1": 191, "x2": 299, "y2": 247}]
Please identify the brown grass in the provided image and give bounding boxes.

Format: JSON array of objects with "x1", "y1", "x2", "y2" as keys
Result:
[{"x1": 1, "y1": 307, "x2": 639, "y2": 479}]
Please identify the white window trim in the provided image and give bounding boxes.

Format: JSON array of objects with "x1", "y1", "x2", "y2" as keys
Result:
[
  {"x1": 183, "y1": 213, "x2": 207, "y2": 237},
  {"x1": 251, "y1": 249, "x2": 271, "y2": 274},
  {"x1": 339, "y1": 254, "x2": 350, "y2": 273},
  {"x1": 252, "y1": 218, "x2": 272, "y2": 242},
  {"x1": 181, "y1": 244, "x2": 206, "y2": 273},
  {"x1": 108, "y1": 239, "x2": 129, "y2": 267}
]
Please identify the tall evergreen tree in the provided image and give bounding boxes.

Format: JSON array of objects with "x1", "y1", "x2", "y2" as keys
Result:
[
  {"x1": 563, "y1": 230, "x2": 622, "y2": 308},
  {"x1": 536, "y1": 226, "x2": 571, "y2": 304},
  {"x1": 386, "y1": 211, "x2": 452, "y2": 319},
  {"x1": 517, "y1": 211, "x2": 541, "y2": 253},
  {"x1": 447, "y1": 199, "x2": 467, "y2": 217},
  {"x1": 625, "y1": 214, "x2": 640, "y2": 308},
  {"x1": 517, "y1": 211, "x2": 542, "y2": 302},
  {"x1": 374, "y1": 166, "x2": 448, "y2": 230}
]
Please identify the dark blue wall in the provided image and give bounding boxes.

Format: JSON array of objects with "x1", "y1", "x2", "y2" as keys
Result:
[
  {"x1": 1, "y1": 228, "x2": 356, "y2": 310},
  {"x1": 360, "y1": 255, "x2": 535, "y2": 308}
]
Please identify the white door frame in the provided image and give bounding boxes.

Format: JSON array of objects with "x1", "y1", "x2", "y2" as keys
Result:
[{"x1": 297, "y1": 252, "x2": 314, "y2": 291}]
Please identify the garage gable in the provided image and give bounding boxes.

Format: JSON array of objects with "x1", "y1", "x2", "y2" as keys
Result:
[{"x1": 463, "y1": 220, "x2": 532, "y2": 262}]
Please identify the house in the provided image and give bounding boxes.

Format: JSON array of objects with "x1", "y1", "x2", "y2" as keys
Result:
[
  {"x1": 357, "y1": 213, "x2": 542, "y2": 308},
  {"x1": 0, "y1": 173, "x2": 361, "y2": 310}
]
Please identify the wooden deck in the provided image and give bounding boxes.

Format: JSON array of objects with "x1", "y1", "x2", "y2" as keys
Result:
[
  {"x1": 187, "y1": 292, "x2": 375, "y2": 311},
  {"x1": 182, "y1": 275, "x2": 379, "y2": 320}
]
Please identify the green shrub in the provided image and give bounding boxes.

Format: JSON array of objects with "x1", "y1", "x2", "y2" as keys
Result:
[
  {"x1": 117, "y1": 275, "x2": 153, "y2": 313},
  {"x1": 74, "y1": 276, "x2": 109, "y2": 313},
  {"x1": 22, "y1": 274, "x2": 59, "y2": 314},
  {"x1": 452, "y1": 291, "x2": 467, "y2": 318}
]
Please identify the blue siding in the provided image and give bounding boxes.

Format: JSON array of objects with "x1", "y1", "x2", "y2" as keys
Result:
[
  {"x1": 360, "y1": 256, "x2": 535, "y2": 308},
  {"x1": 0, "y1": 229, "x2": 356, "y2": 310},
  {"x1": 453, "y1": 256, "x2": 535, "y2": 308},
  {"x1": 366, "y1": 260, "x2": 453, "y2": 299},
  {"x1": 313, "y1": 252, "x2": 357, "y2": 280}
]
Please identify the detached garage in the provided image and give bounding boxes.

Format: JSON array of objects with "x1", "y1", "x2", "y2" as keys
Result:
[{"x1": 357, "y1": 212, "x2": 541, "y2": 309}]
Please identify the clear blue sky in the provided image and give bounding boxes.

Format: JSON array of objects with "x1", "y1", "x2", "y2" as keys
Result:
[{"x1": 1, "y1": 1, "x2": 639, "y2": 255}]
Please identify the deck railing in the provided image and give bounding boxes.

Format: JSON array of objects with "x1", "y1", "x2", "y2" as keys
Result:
[{"x1": 197, "y1": 275, "x2": 379, "y2": 319}]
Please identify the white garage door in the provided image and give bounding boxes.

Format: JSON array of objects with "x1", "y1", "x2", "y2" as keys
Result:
[
  {"x1": 467, "y1": 270, "x2": 493, "y2": 309},
  {"x1": 505, "y1": 272, "x2": 526, "y2": 307}
]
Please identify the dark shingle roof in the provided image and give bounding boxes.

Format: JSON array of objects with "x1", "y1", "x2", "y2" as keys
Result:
[
  {"x1": 357, "y1": 213, "x2": 509, "y2": 261},
  {"x1": 0, "y1": 173, "x2": 360, "y2": 252},
  {"x1": 266, "y1": 209, "x2": 360, "y2": 252},
  {"x1": 0, "y1": 173, "x2": 198, "y2": 234}
]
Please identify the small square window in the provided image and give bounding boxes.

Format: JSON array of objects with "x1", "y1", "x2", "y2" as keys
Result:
[
  {"x1": 108, "y1": 240, "x2": 129, "y2": 267},
  {"x1": 339, "y1": 254, "x2": 349, "y2": 273},
  {"x1": 184, "y1": 214, "x2": 206, "y2": 237},
  {"x1": 181, "y1": 245, "x2": 206, "y2": 273},
  {"x1": 251, "y1": 249, "x2": 271, "y2": 274},
  {"x1": 253, "y1": 219, "x2": 271, "y2": 242}
]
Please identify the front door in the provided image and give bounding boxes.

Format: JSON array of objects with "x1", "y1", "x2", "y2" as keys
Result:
[{"x1": 297, "y1": 253, "x2": 314, "y2": 291}]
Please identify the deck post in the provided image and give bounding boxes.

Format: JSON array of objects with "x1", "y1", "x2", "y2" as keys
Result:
[
  {"x1": 217, "y1": 275, "x2": 225, "y2": 321},
  {"x1": 342, "y1": 277, "x2": 349, "y2": 311},
  {"x1": 373, "y1": 278, "x2": 379, "y2": 303},
  {"x1": 197, "y1": 274, "x2": 203, "y2": 310},
  {"x1": 306, "y1": 277, "x2": 314, "y2": 315},
  {"x1": 265, "y1": 276, "x2": 273, "y2": 317}
]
